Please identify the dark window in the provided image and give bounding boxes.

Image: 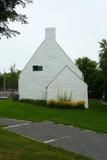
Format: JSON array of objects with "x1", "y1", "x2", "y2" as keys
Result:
[{"x1": 33, "y1": 65, "x2": 43, "y2": 71}]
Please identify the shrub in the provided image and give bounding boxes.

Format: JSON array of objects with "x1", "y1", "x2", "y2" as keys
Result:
[
  {"x1": 19, "y1": 99, "x2": 85, "y2": 109},
  {"x1": 12, "y1": 94, "x2": 19, "y2": 101},
  {"x1": 20, "y1": 99, "x2": 47, "y2": 106},
  {"x1": 47, "y1": 99, "x2": 85, "y2": 109}
]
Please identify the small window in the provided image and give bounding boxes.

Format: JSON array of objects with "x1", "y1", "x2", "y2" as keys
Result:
[{"x1": 33, "y1": 65, "x2": 43, "y2": 71}]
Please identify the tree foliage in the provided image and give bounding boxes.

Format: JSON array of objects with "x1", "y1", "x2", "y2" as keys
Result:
[
  {"x1": 75, "y1": 57, "x2": 103, "y2": 98},
  {"x1": 0, "y1": 65, "x2": 21, "y2": 90},
  {"x1": 75, "y1": 57, "x2": 97, "y2": 83},
  {"x1": 99, "y1": 39, "x2": 107, "y2": 99},
  {"x1": 0, "y1": 0, "x2": 32, "y2": 38},
  {"x1": 0, "y1": 73, "x2": 3, "y2": 90}
]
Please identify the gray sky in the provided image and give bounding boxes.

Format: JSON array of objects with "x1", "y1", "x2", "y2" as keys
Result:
[{"x1": 0, "y1": 0, "x2": 107, "y2": 72}]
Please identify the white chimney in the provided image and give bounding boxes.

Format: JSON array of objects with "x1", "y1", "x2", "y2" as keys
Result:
[{"x1": 45, "y1": 28, "x2": 56, "y2": 41}]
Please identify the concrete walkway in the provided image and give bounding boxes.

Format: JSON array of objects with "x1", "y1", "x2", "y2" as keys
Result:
[{"x1": 0, "y1": 118, "x2": 107, "y2": 160}]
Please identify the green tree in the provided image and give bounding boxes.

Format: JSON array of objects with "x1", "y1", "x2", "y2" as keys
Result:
[
  {"x1": 0, "y1": 73, "x2": 3, "y2": 90},
  {"x1": 99, "y1": 39, "x2": 107, "y2": 99},
  {"x1": 89, "y1": 69, "x2": 103, "y2": 99},
  {"x1": 75, "y1": 57, "x2": 102, "y2": 98},
  {"x1": 0, "y1": 0, "x2": 32, "y2": 39},
  {"x1": 75, "y1": 56, "x2": 97, "y2": 83},
  {"x1": 5, "y1": 64, "x2": 21, "y2": 90}
]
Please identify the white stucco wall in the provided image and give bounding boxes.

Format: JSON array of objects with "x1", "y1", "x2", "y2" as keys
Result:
[
  {"x1": 19, "y1": 28, "x2": 88, "y2": 108},
  {"x1": 47, "y1": 66, "x2": 88, "y2": 109}
]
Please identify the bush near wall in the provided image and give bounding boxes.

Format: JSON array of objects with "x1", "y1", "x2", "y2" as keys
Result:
[
  {"x1": 47, "y1": 99, "x2": 85, "y2": 109},
  {"x1": 20, "y1": 99, "x2": 47, "y2": 106},
  {"x1": 20, "y1": 99, "x2": 85, "y2": 109}
]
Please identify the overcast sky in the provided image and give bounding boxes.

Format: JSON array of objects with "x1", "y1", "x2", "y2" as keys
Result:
[{"x1": 0, "y1": 0, "x2": 107, "y2": 72}]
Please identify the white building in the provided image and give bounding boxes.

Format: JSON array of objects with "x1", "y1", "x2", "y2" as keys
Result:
[{"x1": 19, "y1": 28, "x2": 88, "y2": 108}]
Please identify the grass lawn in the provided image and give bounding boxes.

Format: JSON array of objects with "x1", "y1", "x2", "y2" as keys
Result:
[
  {"x1": 0, "y1": 126, "x2": 92, "y2": 160},
  {"x1": 0, "y1": 99, "x2": 107, "y2": 133}
]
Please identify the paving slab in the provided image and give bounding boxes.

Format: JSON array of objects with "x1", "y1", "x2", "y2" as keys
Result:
[
  {"x1": 0, "y1": 118, "x2": 29, "y2": 126},
  {"x1": 0, "y1": 118, "x2": 107, "y2": 160}
]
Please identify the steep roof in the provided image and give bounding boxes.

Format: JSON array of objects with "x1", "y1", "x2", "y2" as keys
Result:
[
  {"x1": 46, "y1": 65, "x2": 86, "y2": 89},
  {"x1": 20, "y1": 28, "x2": 83, "y2": 79}
]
